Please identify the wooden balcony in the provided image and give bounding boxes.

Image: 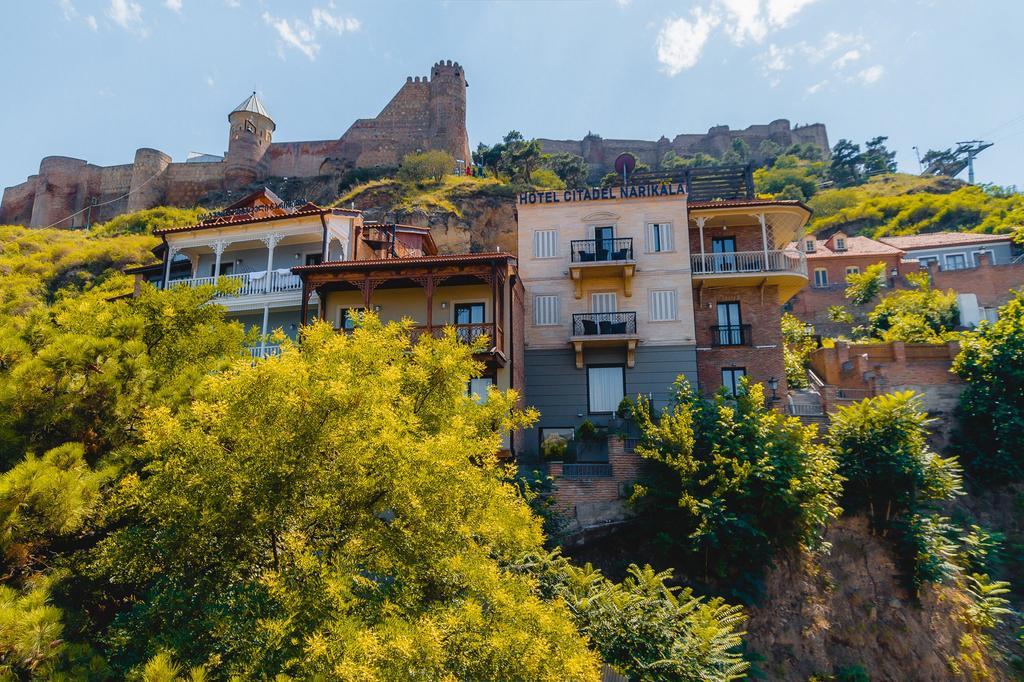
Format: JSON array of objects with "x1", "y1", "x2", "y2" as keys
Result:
[
  {"x1": 568, "y1": 312, "x2": 639, "y2": 369},
  {"x1": 343, "y1": 321, "x2": 506, "y2": 365},
  {"x1": 690, "y1": 249, "x2": 807, "y2": 301},
  {"x1": 568, "y1": 238, "x2": 636, "y2": 299}
]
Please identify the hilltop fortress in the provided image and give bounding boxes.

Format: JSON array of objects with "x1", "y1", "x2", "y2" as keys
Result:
[
  {"x1": 538, "y1": 120, "x2": 829, "y2": 177},
  {"x1": 1, "y1": 60, "x2": 471, "y2": 228}
]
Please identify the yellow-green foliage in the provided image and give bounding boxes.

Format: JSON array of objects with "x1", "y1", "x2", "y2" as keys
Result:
[
  {"x1": 333, "y1": 174, "x2": 512, "y2": 217},
  {"x1": 90, "y1": 206, "x2": 204, "y2": 237},
  {"x1": 808, "y1": 175, "x2": 1024, "y2": 236},
  {"x1": 0, "y1": 225, "x2": 157, "y2": 315},
  {"x1": 0, "y1": 575, "x2": 65, "y2": 677}
]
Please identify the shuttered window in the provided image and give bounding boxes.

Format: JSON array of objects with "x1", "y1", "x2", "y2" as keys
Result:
[
  {"x1": 591, "y1": 292, "x2": 617, "y2": 313},
  {"x1": 649, "y1": 289, "x2": 677, "y2": 321},
  {"x1": 646, "y1": 223, "x2": 674, "y2": 252},
  {"x1": 588, "y1": 366, "x2": 625, "y2": 414},
  {"x1": 533, "y1": 229, "x2": 559, "y2": 259},
  {"x1": 533, "y1": 294, "x2": 560, "y2": 326}
]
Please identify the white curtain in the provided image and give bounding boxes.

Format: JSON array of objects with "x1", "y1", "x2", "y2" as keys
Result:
[{"x1": 588, "y1": 366, "x2": 624, "y2": 413}]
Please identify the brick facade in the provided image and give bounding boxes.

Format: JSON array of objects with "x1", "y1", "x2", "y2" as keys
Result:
[
  {"x1": 548, "y1": 437, "x2": 645, "y2": 530},
  {"x1": 694, "y1": 283, "x2": 788, "y2": 398},
  {"x1": 2, "y1": 61, "x2": 470, "y2": 228}
]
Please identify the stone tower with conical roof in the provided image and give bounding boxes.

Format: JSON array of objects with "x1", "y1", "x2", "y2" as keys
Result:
[{"x1": 224, "y1": 92, "x2": 276, "y2": 190}]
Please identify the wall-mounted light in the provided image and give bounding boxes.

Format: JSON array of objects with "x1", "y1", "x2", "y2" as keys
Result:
[
  {"x1": 440, "y1": 301, "x2": 448, "y2": 310},
  {"x1": 767, "y1": 376, "x2": 779, "y2": 402},
  {"x1": 890, "y1": 268, "x2": 898, "y2": 277},
  {"x1": 374, "y1": 305, "x2": 382, "y2": 313},
  {"x1": 289, "y1": 323, "x2": 297, "y2": 331},
  {"x1": 235, "y1": 259, "x2": 243, "y2": 265},
  {"x1": 294, "y1": 253, "x2": 301, "y2": 260}
]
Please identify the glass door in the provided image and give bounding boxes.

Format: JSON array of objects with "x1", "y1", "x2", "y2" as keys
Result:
[
  {"x1": 711, "y1": 237, "x2": 737, "y2": 272},
  {"x1": 716, "y1": 301, "x2": 742, "y2": 345},
  {"x1": 454, "y1": 302, "x2": 486, "y2": 343},
  {"x1": 595, "y1": 226, "x2": 614, "y2": 261}
]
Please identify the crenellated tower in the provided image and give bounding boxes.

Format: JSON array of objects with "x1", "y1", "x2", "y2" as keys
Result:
[
  {"x1": 224, "y1": 92, "x2": 275, "y2": 190},
  {"x1": 428, "y1": 60, "x2": 470, "y2": 165}
]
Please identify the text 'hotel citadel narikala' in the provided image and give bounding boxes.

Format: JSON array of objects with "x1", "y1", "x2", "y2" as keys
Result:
[{"x1": 1, "y1": 58, "x2": 828, "y2": 229}]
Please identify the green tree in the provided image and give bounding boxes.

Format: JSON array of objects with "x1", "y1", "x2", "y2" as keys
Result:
[
  {"x1": 829, "y1": 139, "x2": 863, "y2": 187},
  {"x1": 633, "y1": 378, "x2": 841, "y2": 594},
  {"x1": 397, "y1": 149, "x2": 455, "y2": 183},
  {"x1": 757, "y1": 139, "x2": 783, "y2": 165},
  {"x1": 472, "y1": 141, "x2": 505, "y2": 177},
  {"x1": 866, "y1": 271, "x2": 958, "y2": 341},
  {"x1": 827, "y1": 392, "x2": 964, "y2": 590},
  {"x1": 89, "y1": 318, "x2": 599, "y2": 679},
  {"x1": 953, "y1": 289, "x2": 1024, "y2": 482},
  {"x1": 542, "y1": 152, "x2": 589, "y2": 188},
  {"x1": 844, "y1": 262, "x2": 887, "y2": 306},
  {"x1": 498, "y1": 130, "x2": 543, "y2": 183},
  {"x1": 781, "y1": 312, "x2": 816, "y2": 389},
  {"x1": 862, "y1": 136, "x2": 898, "y2": 176}
]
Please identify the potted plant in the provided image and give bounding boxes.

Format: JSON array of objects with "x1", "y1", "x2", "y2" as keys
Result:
[{"x1": 540, "y1": 433, "x2": 569, "y2": 462}]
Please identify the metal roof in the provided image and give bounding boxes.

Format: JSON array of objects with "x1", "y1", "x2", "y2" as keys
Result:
[{"x1": 231, "y1": 92, "x2": 271, "y2": 120}]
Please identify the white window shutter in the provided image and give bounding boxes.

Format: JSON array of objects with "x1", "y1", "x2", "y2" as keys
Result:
[
  {"x1": 534, "y1": 294, "x2": 559, "y2": 325},
  {"x1": 591, "y1": 292, "x2": 617, "y2": 313},
  {"x1": 644, "y1": 223, "x2": 653, "y2": 253},
  {"x1": 661, "y1": 223, "x2": 674, "y2": 251},
  {"x1": 534, "y1": 229, "x2": 558, "y2": 258},
  {"x1": 650, "y1": 289, "x2": 676, "y2": 321}
]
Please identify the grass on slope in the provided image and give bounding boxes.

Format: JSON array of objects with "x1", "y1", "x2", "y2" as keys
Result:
[
  {"x1": 333, "y1": 175, "x2": 524, "y2": 217},
  {"x1": 808, "y1": 174, "x2": 1024, "y2": 237}
]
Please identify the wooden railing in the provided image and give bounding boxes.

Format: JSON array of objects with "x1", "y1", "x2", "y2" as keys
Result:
[
  {"x1": 166, "y1": 270, "x2": 302, "y2": 296},
  {"x1": 408, "y1": 322, "x2": 502, "y2": 351},
  {"x1": 690, "y1": 249, "x2": 807, "y2": 276}
]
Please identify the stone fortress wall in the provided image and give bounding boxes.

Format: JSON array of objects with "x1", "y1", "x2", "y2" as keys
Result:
[
  {"x1": 539, "y1": 119, "x2": 829, "y2": 177},
  {"x1": 1, "y1": 60, "x2": 471, "y2": 228}
]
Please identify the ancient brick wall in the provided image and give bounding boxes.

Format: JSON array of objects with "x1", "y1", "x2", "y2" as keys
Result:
[
  {"x1": 693, "y1": 284, "x2": 788, "y2": 398},
  {"x1": 3, "y1": 60, "x2": 469, "y2": 228},
  {"x1": 548, "y1": 438, "x2": 644, "y2": 530}
]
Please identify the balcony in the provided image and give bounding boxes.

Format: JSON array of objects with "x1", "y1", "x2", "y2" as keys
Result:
[
  {"x1": 710, "y1": 324, "x2": 751, "y2": 347},
  {"x1": 167, "y1": 270, "x2": 303, "y2": 297},
  {"x1": 568, "y1": 238, "x2": 636, "y2": 299},
  {"x1": 690, "y1": 249, "x2": 807, "y2": 301},
  {"x1": 569, "y1": 312, "x2": 639, "y2": 369},
  {"x1": 345, "y1": 322, "x2": 506, "y2": 365}
]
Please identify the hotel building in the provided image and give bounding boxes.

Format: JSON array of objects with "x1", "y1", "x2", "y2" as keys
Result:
[{"x1": 514, "y1": 173, "x2": 811, "y2": 462}]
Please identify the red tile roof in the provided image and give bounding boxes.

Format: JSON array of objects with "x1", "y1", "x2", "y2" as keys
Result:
[
  {"x1": 877, "y1": 232, "x2": 1013, "y2": 250},
  {"x1": 154, "y1": 206, "x2": 361, "y2": 236},
  {"x1": 792, "y1": 235, "x2": 904, "y2": 259}
]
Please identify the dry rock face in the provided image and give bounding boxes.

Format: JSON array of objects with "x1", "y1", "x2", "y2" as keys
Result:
[{"x1": 746, "y1": 516, "x2": 1006, "y2": 681}]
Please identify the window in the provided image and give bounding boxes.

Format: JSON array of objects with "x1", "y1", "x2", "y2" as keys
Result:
[
  {"x1": 972, "y1": 250, "x2": 994, "y2": 266},
  {"x1": 587, "y1": 365, "x2": 625, "y2": 414},
  {"x1": 533, "y1": 229, "x2": 559, "y2": 259},
  {"x1": 918, "y1": 256, "x2": 938, "y2": 268},
  {"x1": 813, "y1": 268, "x2": 829, "y2": 287},
  {"x1": 845, "y1": 266, "x2": 860, "y2": 276},
  {"x1": 244, "y1": 119, "x2": 257, "y2": 133},
  {"x1": 591, "y1": 292, "x2": 617, "y2": 313},
  {"x1": 337, "y1": 307, "x2": 363, "y2": 331},
  {"x1": 945, "y1": 253, "x2": 968, "y2": 270},
  {"x1": 647, "y1": 223, "x2": 674, "y2": 252},
  {"x1": 209, "y1": 261, "x2": 234, "y2": 277},
  {"x1": 716, "y1": 302, "x2": 744, "y2": 345},
  {"x1": 467, "y1": 377, "x2": 494, "y2": 404},
  {"x1": 805, "y1": 239, "x2": 816, "y2": 252},
  {"x1": 533, "y1": 295, "x2": 559, "y2": 326},
  {"x1": 305, "y1": 253, "x2": 323, "y2": 266},
  {"x1": 539, "y1": 427, "x2": 574, "y2": 460},
  {"x1": 835, "y1": 237, "x2": 847, "y2": 251},
  {"x1": 721, "y1": 367, "x2": 747, "y2": 397},
  {"x1": 649, "y1": 289, "x2": 677, "y2": 321},
  {"x1": 454, "y1": 302, "x2": 486, "y2": 342},
  {"x1": 711, "y1": 236, "x2": 737, "y2": 272}
]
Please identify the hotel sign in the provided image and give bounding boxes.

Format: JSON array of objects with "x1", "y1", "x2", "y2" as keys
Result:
[{"x1": 518, "y1": 183, "x2": 686, "y2": 205}]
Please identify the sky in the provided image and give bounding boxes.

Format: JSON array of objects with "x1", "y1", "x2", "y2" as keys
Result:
[{"x1": 2, "y1": 0, "x2": 1023, "y2": 192}]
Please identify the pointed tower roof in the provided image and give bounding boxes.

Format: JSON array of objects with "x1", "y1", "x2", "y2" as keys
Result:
[{"x1": 230, "y1": 92, "x2": 272, "y2": 121}]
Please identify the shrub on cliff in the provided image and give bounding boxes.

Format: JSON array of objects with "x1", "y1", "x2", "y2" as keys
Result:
[
  {"x1": 90, "y1": 206, "x2": 204, "y2": 237},
  {"x1": 953, "y1": 289, "x2": 1024, "y2": 483},
  {"x1": 632, "y1": 378, "x2": 842, "y2": 598},
  {"x1": 397, "y1": 149, "x2": 455, "y2": 183}
]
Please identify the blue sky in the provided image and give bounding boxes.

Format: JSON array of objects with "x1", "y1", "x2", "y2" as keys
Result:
[{"x1": 2, "y1": 0, "x2": 1022, "y2": 191}]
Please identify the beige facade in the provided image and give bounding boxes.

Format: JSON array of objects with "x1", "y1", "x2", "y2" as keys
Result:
[{"x1": 516, "y1": 194, "x2": 696, "y2": 358}]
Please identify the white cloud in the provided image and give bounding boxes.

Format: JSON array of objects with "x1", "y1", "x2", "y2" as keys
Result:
[
  {"x1": 165, "y1": 0, "x2": 182, "y2": 12},
  {"x1": 858, "y1": 64, "x2": 884, "y2": 84},
  {"x1": 107, "y1": 0, "x2": 146, "y2": 36},
  {"x1": 59, "y1": 0, "x2": 76, "y2": 20},
  {"x1": 656, "y1": 8, "x2": 721, "y2": 75},
  {"x1": 832, "y1": 49, "x2": 860, "y2": 69},
  {"x1": 311, "y1": 7, "x2": 360, "y2": 34},
  {"x1": 263, "y1": 12, "x2": 319, "y2": 60},
  {"x1": 85, "y1": 14, "x2": 98, "y2": 29},
  {"x1": 720, "y1": 0, "x2": 766, "y2": 43},
  {"x1": 806, "y1": 79, "x2": 828, "y2": 94},
  {"x1": 615, "y1": 0, "x2": 631, "y2": 6},
  {"x1": 225, "y1": 0, "x2": 240, "y2": 6},
  {"x1": 766, "y1": 0, "x2": 819, "y2": 27},
  {"x1": 205, "y1": 75, "x2": 215, "y2": 87}
]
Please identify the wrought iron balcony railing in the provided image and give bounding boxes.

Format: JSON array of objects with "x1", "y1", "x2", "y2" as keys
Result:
[
  {"x1": 710, "y1": 324, "x2": 751, "y2": 347},
  {"x1": 570, "y1": 238, "x2": 634, "y2": 263},
  {"x1": 571, "y1": 312, "x2": 638, "y2": 337}
]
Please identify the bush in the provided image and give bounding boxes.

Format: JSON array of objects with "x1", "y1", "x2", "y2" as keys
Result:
[
  {"x1": 90, "y1": 206, "x2": 204, "y2": 237},
  {"x1": 530, "y1": 167, "x2": 566, "y2": 189},
  {"x1": 953, "y1": 289, "x2": 1024, "y2": 482},
  {"x1": 397, "y1": 150, "x2": 455, "y2": 183},
  {"x1": 633, "y1": 378, "x2": 841, "y2": 594}
]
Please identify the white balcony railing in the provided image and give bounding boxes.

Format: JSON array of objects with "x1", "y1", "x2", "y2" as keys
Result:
[
  {"x1": 167, "y1": 270, "x2": 302, "y2": 296},
  {"x1": 691, "y1": 250, "x2": 807, "y2": 277},
  {"x1": 247, "y1": 344, "x2": 282, "y2": 359}
]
